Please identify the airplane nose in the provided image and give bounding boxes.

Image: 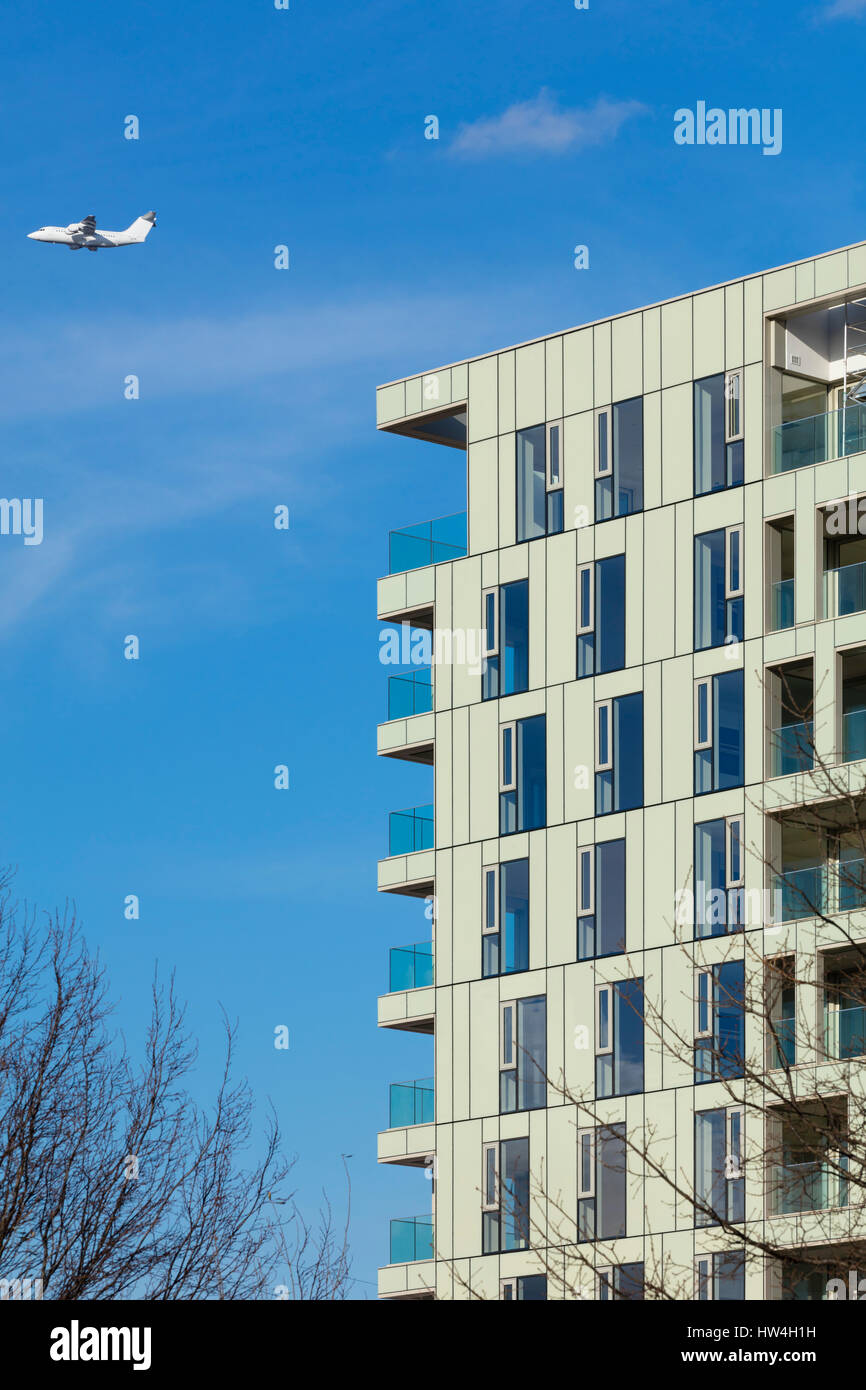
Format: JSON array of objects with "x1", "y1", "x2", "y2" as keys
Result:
[{"x1": 26, "y1": 231, "x2": 37, "y2": 239}]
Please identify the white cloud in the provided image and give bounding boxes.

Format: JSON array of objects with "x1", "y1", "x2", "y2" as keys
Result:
[
  {"x1": 450, "y1": 90, "x2": 646, "y2": 159},
  {"x1": 824, "y1": 0, "x2": 866, "y2": 15}
]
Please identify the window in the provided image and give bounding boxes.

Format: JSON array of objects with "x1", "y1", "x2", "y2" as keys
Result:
[
  {"x1": 482, "y1": 1137, "x2": 530, "y2": 1253},
  {"x1": 578, "y1": 1124, "x2": 626, "y2": 1241},
  {"x1": 516, "y1": 424, "x2": 563, "y2": 542},
  {"x1": 595, "y1": 693, "x2": 644, "y2": 814},
  {"x1": 694, "y1": 373, "x2": 744, "y2": 495},
  {"x1": 694, "y1": 816, "x2": 744, "y2": 938},
  {"x1": 694, "y1": 526, "x2": 744, "y2": 650},
  {"x1": 595, "y1": 398, "x2": 644, "y2": 521},
  {"x1": 596, "y1": 979, "x2": 644, "y2": 1098},
  {"x1": 482, "y1": 580, "x2": 529, "y2": 700},
  {"x1": 598, "y1": 1263, "x2": 644, "y2": 1301},
  {"x1": 500, "y1": 715, "x2": 546, "y2": 834},
  {"x1": 694, "y1": 670, "x2": 744, "y2": 794},
  {"x1": 696, "y1": 1251, "x2": 745, "y2": 1300},
  {"x1": 695, "y1": 961, "x2": 745, "y2": 1083},
  {"x1": 483, "y1": 859, "x2": 529, "y2": 977},
  {"x1": 500, "y1": 996, "x2": 546, "y2": 1112},
  {"x1": 577, "y1": 554, "x2": 626, "y2": 677},
  {"x1": 578, "y1": 838, "x2": 626, "y2": 959},
  {"x1": 767, "y1": 956, "x2": 796, "y2": 1069},
  {"x1": 695, "y1": 1107, "x2": 745, "y2": 1226},
  {"x1": 501, "y1": 1274, "x2": 547, "y2": 1301}
]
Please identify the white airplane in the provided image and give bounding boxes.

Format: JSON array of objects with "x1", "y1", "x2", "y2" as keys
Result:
[{"x1": 27, "y1": 211, "x2": 156, "y2": 251}]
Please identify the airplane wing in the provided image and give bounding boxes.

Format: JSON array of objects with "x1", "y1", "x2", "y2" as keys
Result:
[{"x1": 80, "y1": 215, "x2": 96, "y2": 229}]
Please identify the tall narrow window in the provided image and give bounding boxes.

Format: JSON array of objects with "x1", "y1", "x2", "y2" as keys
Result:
[
  {"x1": 694, "y1": 816, "x2": 745, "y2": 938},
  {"x1": 694, "y1": 670, "x2": 744, "y2": 794},
  {"x1": 598, "y1": 1264, "x2": 644, "y2": 1300},
  {"x1": 482, "y1": 580, "x2": 529, "y2": 699},
  {"x1": 696, "y1": 1251, "x2": 745, "y2": 1300},
  {"x1": 695, "y1": 961, "x2": 745, "y2": 1083},
  {"x1": 596, "y1": 692, "x2": 644, "y2": 815},
  {"x1": 695, "y1": 1106, "x2": 745, "y2": 1226},
  {"x1": 694, "y1": 527, "x2": 744, "y2": 650},
  {"x1": 501, "y1": 1275, "x2": 547, "y2": 1301},
  {"x1": 500, "y1": 715, "x2": 546, "y2": 834},
  {"x1": 595, "y1": 978, "x2": 644, "y2": 1098},
  {"x1": 694, "y1": 373, "x2": 744, "y2": 496},
  {"x1": 578, "y1": 838, "x2": 626, "y2": 960},
  {"x1": 500, "y1": 996, "x2": 546, "y2": 1112},
  {"x1": 577, "y1": 1124, "x2": 627, "y2": 1241},
  {"x1": 483, "y1": 858, "x2": 529, "y2": 978},
  {"x1": 517, "y1": 425, "x2": 563, "y2": 542},
  {"x1": 482, "y1": 1137, "x2": 530, "y2": 1254},
  {"x1": 596, "y1": 398, "x2": 644, "y2": 521},
  {"x1": 577, "y1": 553, "x2": 626, "y2": 677}
]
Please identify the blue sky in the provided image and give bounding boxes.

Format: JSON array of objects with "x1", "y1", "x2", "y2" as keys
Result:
[{"x1": 2, "y1": 0, "x2": 865, "y2": 1295}]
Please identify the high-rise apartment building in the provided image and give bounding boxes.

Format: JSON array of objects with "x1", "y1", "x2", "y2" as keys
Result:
[{"x1": 375, "y1": 239, "x2": 866, "y2": 1301}]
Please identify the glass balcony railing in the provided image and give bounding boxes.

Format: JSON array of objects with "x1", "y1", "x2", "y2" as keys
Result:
[
  {"x1": 390, "y1": 1215, "x2": 434, "y2": 1264},
  {"x1": 771, "y1": 578, "x2": 795, "y2": 631},
  {"x1": 770, "y1": 1016, "x2": 796, "y2": 1069},
  {"x1": 769, "y1": 720, "x2": 813, "y2": 776},
  {"x1": 389, "y1": 941, "x2": 433, "y2": 992},
  {"x1": 389, "y1": 1077, "x2": 434, "y2": 1128},
  {"x1": 388, "y1": 804, "x2": 434, "y2": 856},
  {"x1": 388, "y1": 511, "x2": 467, "y2": 574},
  {"x1": 772, "y1": 402, "x2": 866, "y2": 474},
  {"x1": 823, "y1": 560, "x2": 866, "y2": 618},
  {"x1": 770, "y1": 1158, "x2": 848, "y2": 1216},
  {"x1": 842, "y1": 707, "x2": 866, "y2": 762},
  {"x1": 775, "y1": 865, "x2": 825, "y2": 921},
  {"x1": 825, "y1": 1003, "x2": 866, "y2": 1060},
  {"x1": 387, "y1": 670, "x2": 433, "y2": 720},
  {"x1": 838, "y1": 855, "x2": 866, "y2": 911}
]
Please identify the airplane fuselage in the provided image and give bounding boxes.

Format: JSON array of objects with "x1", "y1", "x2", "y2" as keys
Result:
[{"x1": 27, "y1": 212, "x2": 156, "y2": 251}]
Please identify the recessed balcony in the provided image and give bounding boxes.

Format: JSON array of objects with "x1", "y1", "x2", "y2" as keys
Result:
[
  {"x1": 825, "y1": 1003, "x2": 866, "y2": 1061},
  {"x1": 772, "y1": 402, "x2": 866, "y2": 474},
  {"x1": 388, "y1": 511, "x2": 466, "y2": 575},
  {"x1": 770, "y1": 1158, "x2": 849, "y2": 1215}
]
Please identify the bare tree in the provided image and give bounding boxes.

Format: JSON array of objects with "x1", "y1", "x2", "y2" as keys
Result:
[{"x1": 0, "y1": 880, "x2": 353, "y2": 1300}]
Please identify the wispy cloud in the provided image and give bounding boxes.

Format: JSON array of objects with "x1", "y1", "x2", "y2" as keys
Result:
[
  {"x1": 823, "y1": 0, "x2": 866, "y2": 15},
  {"x1": 450, "y1": 90, "x2": 647, "y2": 159}
]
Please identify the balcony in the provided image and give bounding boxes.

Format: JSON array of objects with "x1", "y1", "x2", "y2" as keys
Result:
[
  {"x1": 770, "y1": 1016, "x2": 796, "y2": 1069},
  {"x1": 390, "y1": 1215, "x2": 434, "y2": 1264},
  {"x1": 388, "y1": 511, "x2": 467, "y2": 575},
  {"x1": 389, "y1": 1077, "x2": 434, "y2": 1128},
  {"x1": 825, "y1": 1004, "x2": 866, "y2": 1060},
  {"x1": 388, "y1": 804, "x2": 434, "y2": 857},
  {"x1": 772, "y1": 402, "x2": 866, "y2": 474},
  {"x1": 389, "y1": 941, "x2": 433, "y2": 992},
  {"x1": 823, "y1": 559, "x2": 866, "y2": 618},
  {"x1": 774, "y1": 858, "x2": 866, "y2": 920},
  {"x1": 843, "y1": 708, "x2": 866, "y2": 762},
  {"x1": 387, "y1": 671, "x2": 433, "y2": 720},
  {"x1": 770, "y1": 578, "x2": 795, "y2": 632},
  {"x1": 769, "y1": 720, "x2": 814, "y2": 777},
  {"x1": 770, "y1": 1158, "x2": 848, "y2": 1216},
  {"x1": 774, "y1": 865, "x2": 825, "y2": 921}
]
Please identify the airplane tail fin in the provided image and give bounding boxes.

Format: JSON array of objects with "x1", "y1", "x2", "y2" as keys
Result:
[{"x1": 125, "y1": 211, "x2": 156, "y2": 242}]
